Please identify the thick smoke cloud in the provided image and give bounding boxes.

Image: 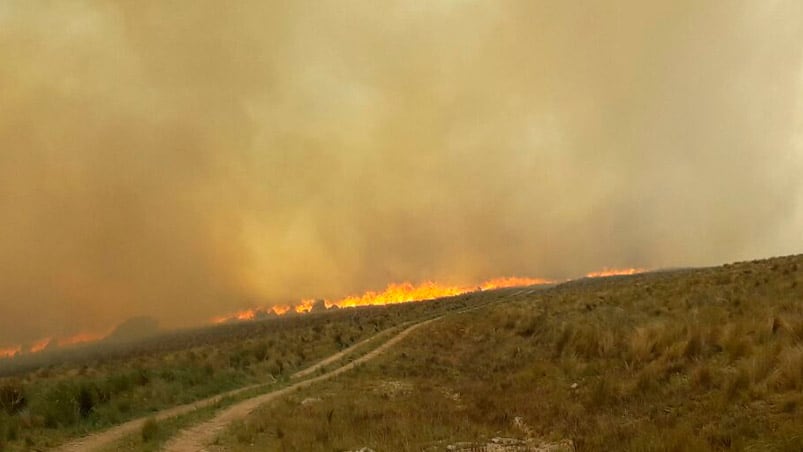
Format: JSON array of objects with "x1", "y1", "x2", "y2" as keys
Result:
[{"x1": 1, "y1": 1, "x2": 802, "y2": 346}]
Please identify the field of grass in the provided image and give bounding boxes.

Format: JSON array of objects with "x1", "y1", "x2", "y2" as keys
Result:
[
  {"x1": 213, "y1": 255, "x2": 803, "y2": 451},
  {"x1": 0, "y1": 294, "x2": 475, "y2": 451}
]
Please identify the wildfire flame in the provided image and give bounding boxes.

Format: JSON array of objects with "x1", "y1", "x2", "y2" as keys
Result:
[
  {"x1": 212, "y1": 276, "x2": 552, "y2": 324},
  {"x1": 58, "y1": 331, "x2": 107, "y2": 347},
  {"x1": 0, "y1": 330, "x2": 110, "y2": 360},
  {"x1": 0, "y1": 346, "x2": 21, "y2": 359},
  {"x1": 295, "y1": 299, "x2": 317, "y2": 313},
  {"x1": 1, "y1": 267, "x2": 644, "y2": 359},
  {"x1": 330, "y1": 281, "x2": 467, "y2": 309},
  {"x1": 29, "y1": 338, "x2": 52, "y2": 353},
  {"x1": 585, "y1": 267, "x2": 644, "y2": 278}
]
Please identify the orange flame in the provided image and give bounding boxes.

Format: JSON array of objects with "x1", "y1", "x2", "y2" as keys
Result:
[
  {"x1": 212, "y1": 276, "x2": 552, "y2": 324},
  {"x1": 0, "y1": 330, "x2": 112, "y2": 361},
  {"x1": 0, "y1": 346, "x2": 21, "y2": 359},
  {"x1": 0, "y1": 268, "x2": 639, "y2": 359},
  {"x1": 332, "y1": 281, "x2": 466, "y2": 309},
  {"x1": 57, "y1": 331, "x2": 108, "y2": 347},
  {"x1": 294, "y1": 299, "x2": 316, "y2": 313},
  {"x1": 585, "y1": 267, "x2": 644, "y2": 278},
  {"x1": 30, "y1": 338, "x2": 52, "y2": 353},
  {"x1": 480, "y1": 276, "x2": 552, "y2": 290}
]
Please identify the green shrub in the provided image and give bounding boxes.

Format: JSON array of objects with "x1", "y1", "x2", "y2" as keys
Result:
[
  {"x1": 76, "y1": 383, "x2": 96, "y2": 418},
  {"x1": 106, "y1": 372, "x2": 135, "y2": 394},
  {"x1": 33, "y1": 381, "x2": 96, "y2": 427},
  {"x1": 35, "y1": 382, "x2": 79, "y2": 427}
]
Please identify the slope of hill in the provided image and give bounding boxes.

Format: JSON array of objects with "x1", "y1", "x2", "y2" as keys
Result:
[
  {"x1": 212, "y1": 255, "x2": 803, "y2": 451},
  {"x1": 0, "y1": 295, "x2": 476, "y2": 451}
]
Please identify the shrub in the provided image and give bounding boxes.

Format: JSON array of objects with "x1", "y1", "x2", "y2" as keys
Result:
[
  {"x1": 38, "y1": 382, "x2": 77, "y2": 427},
  {"x1": 553, "y1": 324, "x2": 573, "y2": 357},
  {"x1": 76, "y1": 383, "x2": 96, "y2": 419},
  {"x1": 747, "y1": 347, "x2": 778, "y2": 384},
  {"x1": 231, "y1": 419, "x2": 254, "y2": 444},
  {"x1": 106, "y1": 372, "x2": 135, "y2": 394},
  {"x1": 2, "y1": 416, "x2": 19, "y2": 442},
  {"x1": 633, "y1": 362, "x2": 662, "y2": 394},
  {"x1": 690, "y1": 364, "x2": 715, "y2": 390},
  {"x1": 769, "y1": 346, "x2": 803, "y2": 391},
  {"x1": 252, "y1": 342, "x2": 269, "y2": 361},
  {"x1": 628, "y1": 325, "x2": 659, "y2": 364},
  {"x1": 0, "y1": 381, "x2": 26, "y2": 415},
  {"x1": 34, "y1": 380, "x2": 96, "y2": 427},
  {"x1": 682, "y1": 331, "x2": 703, "y2": 359},
  {"x1": 724, "y1": 368, "x2": 750, "y2": 401},
  {"x1": 588, "y1": 376, "x2": 619, "y2": 408},
  {"x1": 141, "y1": 417, "x2": 159, "y2": 442}
]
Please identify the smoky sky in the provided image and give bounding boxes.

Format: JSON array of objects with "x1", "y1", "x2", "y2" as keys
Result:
[{"x1": 1, "y1": 1, "x2": 802, "y2": 347}]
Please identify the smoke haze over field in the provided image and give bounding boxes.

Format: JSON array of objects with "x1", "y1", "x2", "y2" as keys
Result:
[{"x1": 1, "y1": 1, "x2": 803, "y2": 346}]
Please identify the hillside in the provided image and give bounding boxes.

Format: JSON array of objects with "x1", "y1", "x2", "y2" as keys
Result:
[
  {"x1": 0, "y1": 295, "x2": 475, "y2": 450},
  {"x1": 211, "y1": 255, "x2": 803, "y2": 451},
  {"x1": 2, "y1": 254, "x2": 803, "y2": 451}
]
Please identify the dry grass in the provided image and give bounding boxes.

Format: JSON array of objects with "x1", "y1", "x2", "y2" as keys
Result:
[
  {"x1": 213, "y1": 254, "x2": 803, "y2": 451},
  {"x1": 140, "y1": 418, "x2": 159, "y2": 443},
  {"x1": 0, "y1": 294, "x2": 473, "y2": 451}
]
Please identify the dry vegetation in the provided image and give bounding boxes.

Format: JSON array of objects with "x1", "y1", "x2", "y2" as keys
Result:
[
  {"x1": 213, "y1": 255, "x2": 803, "y2": 451},
  {"x1": 0, "y1": 296, "x2": 473, "y2": 451}
]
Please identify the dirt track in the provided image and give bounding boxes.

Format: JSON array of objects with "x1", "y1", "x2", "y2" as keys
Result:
[
  {"x1": 163, "y1": 318, "x2": 438, "y2": 451},
  {"x1": 51, "y1": 323, "x2": 412, "y2": 452}
]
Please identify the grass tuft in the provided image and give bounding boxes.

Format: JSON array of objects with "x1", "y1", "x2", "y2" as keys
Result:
[{"x1": 141, "y1": 417, "x2": 159, "y2": 442}]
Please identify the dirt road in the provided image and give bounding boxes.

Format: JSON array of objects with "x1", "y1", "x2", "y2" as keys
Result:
[
  {"x1": 163, "y1": 318, "x2": 438, "y2": 452},
  {"x1": 51, "y1": 323, "x2": 411, "y2": 452}
]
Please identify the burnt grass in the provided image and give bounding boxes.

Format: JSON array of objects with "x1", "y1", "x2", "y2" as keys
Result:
[{"x1": 215, "y1": 254, "x2": 803, "y2": 451}]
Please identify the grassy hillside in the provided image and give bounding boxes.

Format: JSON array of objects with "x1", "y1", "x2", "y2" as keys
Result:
[
  {"x1": 215, "y1": 255, "x2": 803, "y2": 451},
  {"x1": 0, "y1": 294, "x2": 474, "y2": 451}
]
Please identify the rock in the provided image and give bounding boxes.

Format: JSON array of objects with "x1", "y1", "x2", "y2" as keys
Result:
[{"x1": 570, "y1": 383, "x2": 579, "y2": 389}]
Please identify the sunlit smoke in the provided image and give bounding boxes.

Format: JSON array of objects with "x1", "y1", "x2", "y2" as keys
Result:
[{"x1": 1, "y1": 1, "x2": 802, "y2": 349}]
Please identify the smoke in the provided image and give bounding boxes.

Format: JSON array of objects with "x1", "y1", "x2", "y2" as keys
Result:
[{"x1": 1, "y1": 1, "x2": 802, "y2": 346}]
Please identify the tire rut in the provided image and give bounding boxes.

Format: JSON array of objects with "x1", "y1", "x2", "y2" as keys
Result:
[
  {"x1": 163, "y1": 318, "x2": 438, "y2": 452},
  {"x1": 51, "y1": 324, "x2": 407, "y2": 452}
]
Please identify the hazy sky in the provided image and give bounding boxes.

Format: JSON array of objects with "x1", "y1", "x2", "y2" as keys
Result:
[{"x1": 1, "y1": 1, "x2": 802, "y2": 347}]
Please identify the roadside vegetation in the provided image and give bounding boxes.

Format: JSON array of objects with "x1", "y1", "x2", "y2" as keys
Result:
[
  {"x1": 0, "y1": 295, "x2": 474, "y2": 451},
  {"x1": 215, "y1": 254, "x2": 803, "y2": 451}
]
